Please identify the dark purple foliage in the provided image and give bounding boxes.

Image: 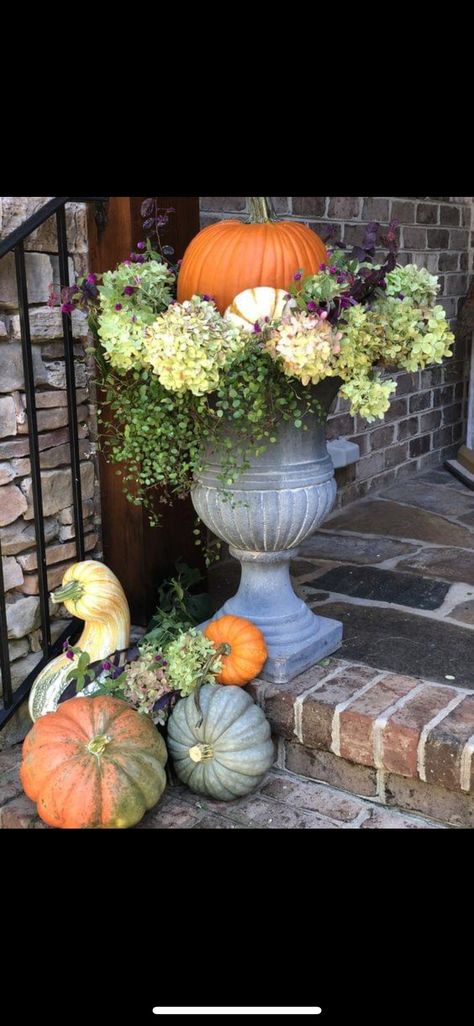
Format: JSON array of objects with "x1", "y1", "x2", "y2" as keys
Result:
[
  {"x1": 336, "y1": 220, "x2": 399, "y2": 315},
  {"x1": 140, "y1": 199, "x2": 177, "y2": 273}
]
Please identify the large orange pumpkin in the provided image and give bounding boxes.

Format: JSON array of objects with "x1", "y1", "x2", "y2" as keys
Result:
[
  {"x1": 204, "y1": 614, "x2": 268, "y2": 685},
  {"x1": 20, "y1": 696, "x2": 167, "y2": 829},
  {"x1": 177, "y1": 197, "x2": 328, "y2": 314}
]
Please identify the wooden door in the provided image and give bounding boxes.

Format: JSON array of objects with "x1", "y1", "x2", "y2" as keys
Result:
[{"x1": 87, "y1": 196, "x2": 204, "y2": 625}]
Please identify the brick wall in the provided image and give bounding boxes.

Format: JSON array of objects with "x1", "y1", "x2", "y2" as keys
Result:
[
  {"x1": 0, "y1": 197, "x2": 101, "y2": 720},
  {"x1": 199, "y1": 197, "x2": 474, "y2": 506}
]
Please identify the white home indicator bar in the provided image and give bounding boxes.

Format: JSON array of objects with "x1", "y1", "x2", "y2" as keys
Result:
[{"x1": 153, "y1": 1009, "x2": 322, "y2": 1016}]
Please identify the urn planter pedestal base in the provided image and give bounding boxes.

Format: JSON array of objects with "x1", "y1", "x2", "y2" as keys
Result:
[{"x1": 192, "y1": 381, "x2": 344, "y2": 685}]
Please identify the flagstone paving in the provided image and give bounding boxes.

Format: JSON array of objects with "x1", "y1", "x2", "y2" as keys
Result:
[
  {"x1": 312, "y1": 564, "x2": 450, "y2": 610},
  {"x1": 306, "y1": 601, "x2": 474, "y2": 687},
  {"x1": 292, "y1": 467, "x2": 474, "y2": 690}
]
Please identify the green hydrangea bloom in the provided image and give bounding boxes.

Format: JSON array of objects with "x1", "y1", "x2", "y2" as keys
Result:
[
  {"x1": 144, "y1": 297, "x2": 246, "y2": 395},
  {"x1": 384, "y1": 264, "x2": 439, "y2": 306},
  {"x1": 333, "y1": 304, "x2": 385, "y2": 378},
  {"x1": 98, "y1": 259, "x2": 175, "y2": 370},
  {"x1": 165, "y1": 628, "x2": 222, "y2": 696},
  {"x1": 339, "y1": 374, "x2": 397, "y2": 421},
  {"x1": 372, "y1": 297, "x2": 454, "y2": 371}
]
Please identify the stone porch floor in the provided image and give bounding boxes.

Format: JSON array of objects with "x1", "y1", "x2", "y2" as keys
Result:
[{"x1": 295, "y1": 466, "x2": 474, "y2": 688}]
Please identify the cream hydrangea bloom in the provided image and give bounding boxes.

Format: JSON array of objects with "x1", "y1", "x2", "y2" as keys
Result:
[{"x1": 264, "y1": 309, "x2": 342, "y2": 386}]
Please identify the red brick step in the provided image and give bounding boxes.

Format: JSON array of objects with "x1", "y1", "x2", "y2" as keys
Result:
[{"x1": 247, "y1": 657, "x2": 474, "y2": 828}]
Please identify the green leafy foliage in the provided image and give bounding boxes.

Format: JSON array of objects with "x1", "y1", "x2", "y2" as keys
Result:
[
  {"x1": 142, "y1": 562, "x2": 214, "y2": 650},
  {"x1": 65, "y1": 648, "x2": 95, "y2": 693}
]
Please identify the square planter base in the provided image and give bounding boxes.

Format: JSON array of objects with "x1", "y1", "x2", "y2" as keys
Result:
[{"x1": 257, "y1": 615, "x2": 343, "y2": 683}]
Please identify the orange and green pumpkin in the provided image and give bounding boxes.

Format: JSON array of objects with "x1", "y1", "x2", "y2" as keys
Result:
[
  {"x1": 20, "y1": 695, "x2": 167, "y2": 829},
  {"x1": 177, "y1": 197, "x2": 328, "y2": 314}
]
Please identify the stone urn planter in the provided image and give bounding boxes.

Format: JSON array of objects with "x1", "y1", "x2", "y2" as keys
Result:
[{"x1": 192, "y1": 379, "x2": 343, "y2": 683}]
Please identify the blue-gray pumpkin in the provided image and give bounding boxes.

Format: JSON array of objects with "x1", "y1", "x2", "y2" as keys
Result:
[{"x1": 167, "y1": 683, "x2": 274, "y2": 800}]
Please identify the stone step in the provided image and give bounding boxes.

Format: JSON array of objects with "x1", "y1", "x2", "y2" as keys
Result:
[{"x1": 247, "y1": 656, "x2": 474, "y2": 828}]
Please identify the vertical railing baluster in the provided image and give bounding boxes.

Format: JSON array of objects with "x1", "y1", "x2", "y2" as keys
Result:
[
  {"x1": 15, "y1": 241, "x2": 51, "y2": 655},
  {"x1": 0, "y1": 538, "x2": 13, "y2": 707},
  {"x1": 1, "y1": 199, "x2": 103, "y2": 729},
  {"x1": 56, "y1": 206, "x2": 85, "y2": 561}
]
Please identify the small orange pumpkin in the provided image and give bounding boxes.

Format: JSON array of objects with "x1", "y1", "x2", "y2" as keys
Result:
[
  {"x1": 20, "y1": 696, "x2": 167, "y2": 829},
  {"x1": 204, "y1": 614, "x2": 268, "y2": 685},
  {"x1": 177, "y1": 197, "x2": 328, "y2": 314}
]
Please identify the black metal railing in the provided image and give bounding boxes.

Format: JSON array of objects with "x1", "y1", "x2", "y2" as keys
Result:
[{"x1": 0, "y1": 197, "x2": 107, "y2": 729}]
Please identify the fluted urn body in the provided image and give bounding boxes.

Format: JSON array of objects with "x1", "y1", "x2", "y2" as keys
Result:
[{"x1": 192, "y1": 385, "x2": 343, "y2": 682}]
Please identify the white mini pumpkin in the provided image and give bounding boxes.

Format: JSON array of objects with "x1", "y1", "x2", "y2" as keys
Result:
[
  {"x1": 224, "y1": 286, "x2": 293, "y2": 331},
  {"x1": 167, "y1": 683, "x2": 274, "y2": 800}
]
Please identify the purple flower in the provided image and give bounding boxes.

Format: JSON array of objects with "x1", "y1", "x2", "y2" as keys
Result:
[
  {"x1": 202, "y1": 294, "x2": 211, "y2": 302},
  {"x1": 63, "y1": 640, "x2": 71, "y2": 653},
  {"x1": 284, "y1": 293, "x2": 292, "y2": 301},
  {"x1": 86, "y1": 273, "x2": 97, "y2": 285},
  {"x1": 123, "y1": 286, "x2": 135, "y2": 296},
  {"x1": 65, "y1": 650, "x2": 74, "y2": 661},
  {"x1": 137, "y1": 241, "x2": 146, "y2": 251},
  {"x1": 319, "y1": 263, "x2": 327, "y2": 272},
  {"x1": 61, "y1": 302, "x2": 75, "y2": 314},
  {"x1": 336, "y1": 275, "x2": 346, "y2": 284},
  {"x1": 161, "y1": 660, "x2": 168, "y2": 667},
  {"x1": 102, "y1": 660, "x2": 112, "y2": 670},
  {"x1": 131, "y1": 315, "x2": 137, "y2": 323},
  {"x1": 135, "y1": 255, "x2": 145, "y2": 264},
  {"x1": 306, "y1": 300, "x2": 317, "y2": 312},
  {"x1": 252, "y1": 321, "x2": 262, "y2": 333},
  {"x1": 155, "y1": 655, "x2": 162, "y2": 662},
  {"x1": 293, "y1": 271, "x2": 302, "y2": 281},
  {"x1": 115, "y1": 303, "x2": 122, "y2": 311},
  {"x1": 329, "y1": 266, "x2": 338, "y2": 275},
  {"x1": 123, "y1": 260, "x2": 131, "y2": 267}
]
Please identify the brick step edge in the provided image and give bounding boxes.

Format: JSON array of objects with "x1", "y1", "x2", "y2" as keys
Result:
[
  {"x1": 246, "y1": 657, "x2": 474, "y2": 799},
  {"x1": 277, "y1": 740, "x2": 472, "y2": 828}
]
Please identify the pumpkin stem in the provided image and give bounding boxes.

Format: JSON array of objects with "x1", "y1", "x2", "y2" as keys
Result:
[
  {"x1": 51, "y1": 579, "x2": 84, "y2": 604},
  {"x1": 247, "y1": 197, "x2": 277, "y2": 224},
  {"x1": 87, "y1": 734, "x2": 113, "y2": 757},
  {"x1": 189, "y1": 743, "x2": 214, "y2": 763}
]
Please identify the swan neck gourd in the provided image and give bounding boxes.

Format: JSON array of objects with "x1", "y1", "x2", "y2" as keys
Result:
[{"x1": 28, "y1": 560, "x2": 131, "y2": 722}]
